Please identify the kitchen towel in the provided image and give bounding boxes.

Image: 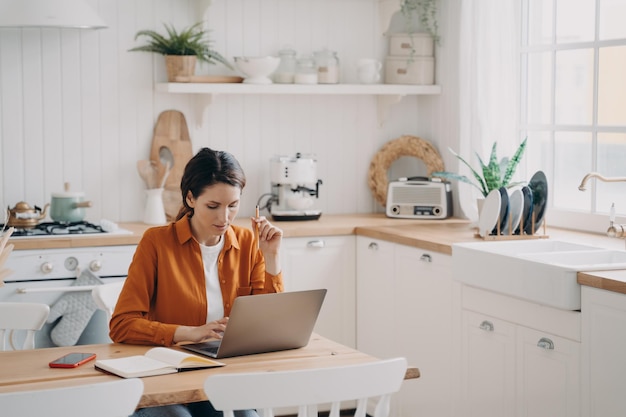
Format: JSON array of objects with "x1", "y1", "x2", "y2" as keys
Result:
[{"x1": 47, "y1": 269, "x2": 103, "y2": 346}]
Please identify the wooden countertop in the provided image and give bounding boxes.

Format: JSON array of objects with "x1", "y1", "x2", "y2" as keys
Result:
[
  {"x1": 578, "y1": 270, "x2": 626, "y2": 295},
  {"x1": 7, "y1": 214, "x2": 469, "y2": 250},
  {"x1": 7, "y1": 213, "x2": 626, "y2": 295}
]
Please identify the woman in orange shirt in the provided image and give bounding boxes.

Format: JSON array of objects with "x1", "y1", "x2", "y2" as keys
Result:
[{"x1": 111, "y1": 147, "x2": 284, "y2": 417}]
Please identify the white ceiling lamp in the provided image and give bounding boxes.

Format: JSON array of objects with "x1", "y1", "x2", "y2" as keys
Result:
[{"x1": 0, "y1": 0, "x2": 107, "y2": 29}]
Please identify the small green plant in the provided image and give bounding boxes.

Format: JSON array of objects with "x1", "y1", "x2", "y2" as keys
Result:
[
  {"x1": 400, "y1": 0, "x2": 440, "y2": 44},
  {"x1": 129, "y1": 22, "x2": 233, "y2": 70},
  {"x1": 432, "y1": 138, "x2": 528, "y2": 197}
]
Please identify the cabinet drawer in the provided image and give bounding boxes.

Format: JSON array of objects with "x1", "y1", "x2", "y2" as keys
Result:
[{"x1": 462, "y1": 285, "x2": 581, "y2": 341}]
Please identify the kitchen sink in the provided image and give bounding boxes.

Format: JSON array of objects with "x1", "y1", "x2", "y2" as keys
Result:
[{"x1": 452, "y1": 239, "x2": 626, "y2": 310}]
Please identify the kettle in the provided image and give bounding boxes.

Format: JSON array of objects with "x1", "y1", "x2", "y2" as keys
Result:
[{"x1": 6, "y1": 202, "x2": 49, "y2": 229}]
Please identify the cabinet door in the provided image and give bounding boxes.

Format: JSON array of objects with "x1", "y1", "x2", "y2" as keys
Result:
[
  {"x1": 356, "y1": 236, "x2": 395, "y2": 358},
  {"x1": 517, "y1": 326, "x2": 580, "y2": 417},
  {"x1": 394, "y1": 245, "x2": 457, "y2": 417},
  {"x1": 281, "y1": 235, "x2": 355, "y2": 348},
  {"x1": 461, "y1": 310, "x2": 516, "y2": 417},
  {"x1": 582, "y1": 287, "x2": 626, "y2": 417}
]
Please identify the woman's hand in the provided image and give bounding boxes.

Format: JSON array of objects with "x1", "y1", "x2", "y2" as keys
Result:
[
  {"x1": 173, "y1": 317, "x2": 229, "y2": 344},
  {"x1": 251, "y1": 215, "x2": 282, "y2": 275},
  {"x1": 252, "y1": 216, "x2": 283, "y2": 254}
]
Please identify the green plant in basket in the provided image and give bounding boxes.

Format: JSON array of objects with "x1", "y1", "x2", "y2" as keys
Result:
[
  {"x1": 129, "y1": 22, "x2": 233, "y2": 69},
  {"x1": 432, "y1": 138, "x2": 527, "y2": 197}
]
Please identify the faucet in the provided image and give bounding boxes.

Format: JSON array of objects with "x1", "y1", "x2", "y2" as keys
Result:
[
  {"x1": 579, "y1": 172, "x2": 626, "y2": 239},
  {"x1": 578, "y1": 172, "x2": 626, "y2": 191}
]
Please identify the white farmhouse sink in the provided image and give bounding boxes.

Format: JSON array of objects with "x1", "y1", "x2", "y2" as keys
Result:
[{"x1": 452, "y1": 240, "x2": 626, "y2": 310}]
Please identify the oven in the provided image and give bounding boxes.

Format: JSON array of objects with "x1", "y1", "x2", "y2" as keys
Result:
[{"x1": 1, "y1": 221, "x2": 136, "y2": 349}]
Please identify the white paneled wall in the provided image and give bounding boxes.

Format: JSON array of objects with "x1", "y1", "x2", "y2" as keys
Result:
[{"x1": 0, "y1": 0, "x2": 458, "y2": 223}]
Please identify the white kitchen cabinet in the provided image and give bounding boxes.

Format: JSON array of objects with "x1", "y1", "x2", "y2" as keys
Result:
[
  {"x1": 461, "y1": 286, "x2": 581, "y2": 417},
  {"x1": 581, "y1": 286, "x2": 626, "y2": 417},
  {"x1": 356, "y1": 236, "x2": 459, "y2": 417},
  {"x1": 462, "y1": 310, "x2": 516, "y2": 417},
  {"x1": 281, "y1": 235, "x2": 356, "y2": 348}
]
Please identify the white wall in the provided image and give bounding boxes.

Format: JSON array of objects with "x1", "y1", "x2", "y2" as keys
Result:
[{"x1": 0, "y1": 0, "x2": 461, "y2": 223}]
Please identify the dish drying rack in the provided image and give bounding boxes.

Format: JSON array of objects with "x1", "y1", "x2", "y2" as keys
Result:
[{"x1": 474, "y1": 211, "x2": 549, "y2": 241}]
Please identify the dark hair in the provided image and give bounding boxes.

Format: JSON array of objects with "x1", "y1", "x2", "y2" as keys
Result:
[{"x1": 176, "y1": 148, "x2": 246, "y2": 220}]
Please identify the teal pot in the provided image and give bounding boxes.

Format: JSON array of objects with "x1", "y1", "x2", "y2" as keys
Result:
[{"x1": 50, "y1": 188, "x2": 93, "y2": 223}]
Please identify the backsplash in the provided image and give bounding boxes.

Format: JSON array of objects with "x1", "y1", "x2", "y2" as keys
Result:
[{"x1": 0, "y1": 0, "x2": 459, "y2": 222}]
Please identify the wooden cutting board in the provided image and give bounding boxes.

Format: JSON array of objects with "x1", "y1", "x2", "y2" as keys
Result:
[{"x1": 149, "y1": 110, "x2": 193, "y2": 221}]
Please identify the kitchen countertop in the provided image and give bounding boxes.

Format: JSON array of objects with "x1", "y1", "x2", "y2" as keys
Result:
[
  {"x1": 578, "y1": 270, "x2": 626, "y2": 295},
  {"x1": 7, "y1": 213, "x2": 626, "y2": 295},
  {"x1": 6, "y1": 214, "x2": 469, "y2": 250}
]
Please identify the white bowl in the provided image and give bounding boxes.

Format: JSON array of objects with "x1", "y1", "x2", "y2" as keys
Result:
[{"x1": 234, "y1": 56, "x2": 280, "y2": 84}]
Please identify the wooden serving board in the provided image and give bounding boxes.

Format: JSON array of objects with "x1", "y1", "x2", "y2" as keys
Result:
[
  {"x1": 173, "y1": 75, "x2": 243, "y2": 83},
  {"x1": 149, "y1": 110, "x2": 193, "y2": 221}
]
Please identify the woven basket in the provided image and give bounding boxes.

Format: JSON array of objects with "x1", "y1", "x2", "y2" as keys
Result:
[{"x1": 368, "y1": 135, "x2": 445, "y2": 207}]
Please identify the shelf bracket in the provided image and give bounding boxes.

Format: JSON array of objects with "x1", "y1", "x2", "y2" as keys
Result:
[
  {"x1": 377, "y1": 94, "x2": 404, "y2": 126},
  {"x1": 193, "y1": 94, "x2": 214, "y2": 128}
]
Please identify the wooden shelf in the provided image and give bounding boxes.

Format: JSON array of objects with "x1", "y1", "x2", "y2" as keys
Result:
[
  {"x1": 155, "y1": 82, "x2": 440, "y2": 95},
  {"x1": 155, "y1": 82, "x2": 441, "y2": 126}
]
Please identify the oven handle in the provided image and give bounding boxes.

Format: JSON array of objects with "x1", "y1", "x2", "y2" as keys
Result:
[{"x1": 16, "y1": 285, "x2": 99, "y2": 294}]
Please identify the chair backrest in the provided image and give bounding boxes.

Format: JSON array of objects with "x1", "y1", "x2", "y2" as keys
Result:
[
  {"x1": 91, "y1": 281, "x2": 125, "y2": 321},
  {"x1": 203, "y1": 357, "x2": 408, "y2": 417},
  {"x1": 0, "y1": 302, "x2": 50, "y2": 351},
  {"x1": 0, "y1": 378, "x2": 144, "y2": 417}
]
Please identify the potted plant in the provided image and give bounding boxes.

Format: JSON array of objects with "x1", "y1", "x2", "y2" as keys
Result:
[
  {"x1": 129, "y1": 22, "x2": 233, "y2": 81},
  {"x1": 432, "y1": 138, "x2": 528, "y2": 197},
  {"x1": 400, "y1": 0, "x2": 439, "y2": 44}
]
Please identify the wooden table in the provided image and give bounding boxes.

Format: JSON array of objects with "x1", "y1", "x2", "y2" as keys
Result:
[{"x1": 0, "y1": 334, "x2": 420, "y2": 408}]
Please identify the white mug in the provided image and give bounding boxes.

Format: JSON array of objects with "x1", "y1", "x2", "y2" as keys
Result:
[{"x1": 357, "y1": 59, "x2": 382, "y2": 84}]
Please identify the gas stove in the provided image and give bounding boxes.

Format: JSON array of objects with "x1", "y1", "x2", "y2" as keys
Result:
[
  {"x1": 1, "y1": 220, "x2": 132, "y2": 239},
  {"x1": 2, "y1": 221, "x2": 105, "y2": 237}
]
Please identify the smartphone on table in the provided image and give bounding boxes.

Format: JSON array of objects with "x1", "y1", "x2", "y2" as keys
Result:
[{"x1": 49, "y1": 352, "x2": 97, "y2": 368}]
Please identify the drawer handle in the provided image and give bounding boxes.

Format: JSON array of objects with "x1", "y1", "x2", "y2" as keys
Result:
[
  {"x1": 479, "y1": 320, "x2": 494, "y2": 332},
  {"x1": 368, "y1": 242, "x2": 379, "y2": 251},
  {"x1": 307, "y1": 240, "x2": 325, "y2": 249},
  {"x1": 537, "y1": 337, "x2": 555, "y2": 350},
  {"x1": 420, "y1": 254, "x2": 432, "y2": 262}
]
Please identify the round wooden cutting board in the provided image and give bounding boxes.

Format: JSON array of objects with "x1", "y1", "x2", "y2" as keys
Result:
[{"x1": 149, "y1": 110, "x2": 193, "y2": 221}]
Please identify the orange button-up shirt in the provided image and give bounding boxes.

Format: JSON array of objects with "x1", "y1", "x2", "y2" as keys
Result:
[{"x1": 109, "y1": 216, "x2": 284, "y2": 346}]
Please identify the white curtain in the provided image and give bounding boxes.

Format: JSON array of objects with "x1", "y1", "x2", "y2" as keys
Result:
[{"x1": 458, "y1": 0, "x2": 521, "y2": 221}]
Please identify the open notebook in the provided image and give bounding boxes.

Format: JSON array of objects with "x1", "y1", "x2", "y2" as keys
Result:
[{"x1": 181, "y1": 289, "x2": 327, "y2": 359}]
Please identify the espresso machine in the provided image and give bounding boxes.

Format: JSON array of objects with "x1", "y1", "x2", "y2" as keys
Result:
[{"x1": 267, "y1": 153, "x2": 322, "y2": 221}]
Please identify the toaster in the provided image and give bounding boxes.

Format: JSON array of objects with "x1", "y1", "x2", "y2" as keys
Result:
[{"x1": 386, "y1": 177, "x2": 452, "y2": 219}]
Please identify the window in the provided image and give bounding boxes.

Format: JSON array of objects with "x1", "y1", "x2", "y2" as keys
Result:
[{"x1": 521, "y1": 0, "x2": 626, "y2": 232}]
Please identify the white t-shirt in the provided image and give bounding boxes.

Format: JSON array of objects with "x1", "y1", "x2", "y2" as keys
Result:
[{"x1": 199, "y1": 238, "x2": 225, "y2": 322}]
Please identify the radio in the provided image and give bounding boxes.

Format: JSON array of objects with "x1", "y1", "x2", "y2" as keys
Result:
[{"x1": 386, "y1": 177, "x2": 452, "y2": 219}]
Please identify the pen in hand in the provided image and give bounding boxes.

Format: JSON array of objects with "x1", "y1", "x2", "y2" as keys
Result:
[{"x1": 255, "y1": 205, "x2": 260, "y2": 249}]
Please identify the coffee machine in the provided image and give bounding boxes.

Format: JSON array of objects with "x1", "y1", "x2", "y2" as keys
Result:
[{"x1": 267, "y1": 153, "x2": 322, "y2": 221}]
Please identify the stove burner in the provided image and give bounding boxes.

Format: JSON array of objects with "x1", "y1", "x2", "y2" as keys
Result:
[{"x1": 0, "y1": 221, "x2": 106, "y2": 237}]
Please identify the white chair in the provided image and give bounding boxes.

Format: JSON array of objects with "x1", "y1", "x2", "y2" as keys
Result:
[
  {"x1": 0, "y1": 378, "x2": 144, "y2": 417},
  {"x1": 203, "y1": 357, "x2": 408, "y2": 417},
  {"x1": 0, "y1": 302, "x2": 50, "y2": 351},
  {"x1": 92, "y1": 280, "x2": 125, "y2": 321}
]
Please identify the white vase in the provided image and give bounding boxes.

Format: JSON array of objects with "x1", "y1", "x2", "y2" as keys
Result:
[{"x1": 143, "y1": 188, "x2": 166, "y2": 225}]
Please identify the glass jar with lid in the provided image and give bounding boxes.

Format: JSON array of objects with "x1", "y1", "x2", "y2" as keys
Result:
[
  {"x1": 294, "y1": 55, "x2": 318, "y2": 84},
  {"x1": 274, "y1": 47, "x2": 297, "y2": 84},
  {"x1": 314, "y1": 49, "x2": 340, "y2": 84}
]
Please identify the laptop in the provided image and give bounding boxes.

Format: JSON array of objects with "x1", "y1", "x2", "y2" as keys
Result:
[{"x1": 181, "y1": 289, "x2": 327, "y2": 359}]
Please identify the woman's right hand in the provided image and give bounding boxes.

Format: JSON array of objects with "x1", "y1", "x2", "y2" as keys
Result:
[{"x1": 173, "y1": 317, "x2": 229, "y2": 343}]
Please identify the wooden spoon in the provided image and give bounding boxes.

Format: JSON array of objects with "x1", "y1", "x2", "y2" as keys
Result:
[{"x1": 137, "y1": 160, "x2": 158, "y2": 189}]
